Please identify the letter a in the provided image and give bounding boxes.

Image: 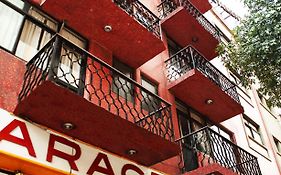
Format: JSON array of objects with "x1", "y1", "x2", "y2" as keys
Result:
[
  {"x1": 87, "y1": 152, "x2": 115, "y2": 175},
  {"x1": 0, "y1": 119, "x2": 36, "y2": 157}
]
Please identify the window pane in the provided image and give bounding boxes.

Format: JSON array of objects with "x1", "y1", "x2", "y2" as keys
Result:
[
  {"x1": 141, "y1": 78, "x2": 158, "y2": 112},
  {"x1": 61, "y1": 28, "x2": 86, "y2": 48},
  {"x1": 0, "y1": 2, "x2": 24, "y2": 51},
  {"x1": 245, "y1": 125, "x2": 253, "y2": 138},
  {"x1": 112, "y1": 60, "x2": 134, "y2": 102},
  {"x1": 28, "y1": 7, "x2": 58, "y2": 31},
  {"x1": 15, "y1": 20, "x2": 52, "y2": 61},
  {"x1": 7, "y1": 0, "x2": 25, "y2": 9},
  {"x1": 253, "y1": 130, "x2": 263, "y2": 143},
  {"x1": 57, "y1": 46, "x2": 82, "y2": 89}
]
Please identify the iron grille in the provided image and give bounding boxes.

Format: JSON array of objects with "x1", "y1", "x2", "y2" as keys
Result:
[
  {"x1": 165, "y1": 45, "x2": 240, "y2": 104},
  {"x1": 177, "y1": 127, "x2": 262, "y2": 175},
  {"x1": 157, "y1": 0, "x2": 223, "y2": 41},
  {"x1": 114, "y1": 0, "x2": 161, "y2": 38},
  {"x1": 18, "y1": 34, "x2": 174, "y2": 141}
]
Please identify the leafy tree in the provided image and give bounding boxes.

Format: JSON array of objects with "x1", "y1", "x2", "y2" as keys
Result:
[{"x1": 220, "y1": 0, "x2": 281, "y2": 107}]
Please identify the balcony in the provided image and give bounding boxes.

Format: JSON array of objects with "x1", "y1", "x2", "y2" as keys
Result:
[
  {"x1": 40, "y1": 0, "x2": 165, "y2": 68},
  {"x1": 165, "y1": 46, "x2": 243, "y2": 123},
  {"x1": 158, "y1": 0, "x2": 222, "y2": 60},
  {"x1": 14, "y1": 34, "x2": 179, "y2": 166},
  {"x1": 176, "y1": 127, "x2": 262, "y2": 175}
]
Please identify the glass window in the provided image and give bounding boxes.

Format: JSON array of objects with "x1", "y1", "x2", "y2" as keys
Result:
[
  {"x1": 15, "y1": 7, "x2": 57, "y2": 61},
  {"x1": 273, "y1": 137, "x2": 281, "y2": 153},
  {"x1": 141, "y1": 77, "x2": 158, "y2": 112},
  {"x1": 112, "y1": 59, "x2": 134, "y2": 102},
  {"x1": 15, "y1": 19, "x2": 53, "y2": 61},
  {"x1": 243, "y1": 116, "x2": 264, "y2": 145},
  {"x1": 56, "y1": 28, "x2": 87, "y2": 90},
  {"x1": 0, "y1": 1, "x2": 24, "y2": 51}
]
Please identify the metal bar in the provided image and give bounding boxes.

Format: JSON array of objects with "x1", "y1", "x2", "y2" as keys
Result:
[
  {"x1": 55, "y1": 34, "x2": 171, "y2": 106},
  {"x1": 18, "y1": 34, "x2": 174, "y2": 142},
  {"x1": 178, "y1": 127, "x2": 261, "y2": 175},
  {"x1": 47, "y1": 36, "x2": 62, "y2": 81}
]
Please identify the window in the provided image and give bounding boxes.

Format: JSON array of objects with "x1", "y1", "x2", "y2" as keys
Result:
[
  {"x1": 176, "y1": 101, "x2": 208, "y2": 172},
  {"x1": 56, "y1": 28, "x2": 87, "y2": 92},
  {"x1": 0, "y1": 0, "x2": 25, "y2": 51},
  {"x1": 273, "y1": 137, "x2": 281, "y2": 153},
  {"x1": 211, "y1": 125, "x2": 233, "y2": 141},
  {"x1": 0, "y1": 0, "x2": 88, "y2": 93},
  {"x1": 141, "y1": 77, "x2": 158, "y2": 112},
  {"x1": 15, "y1": 7, "x2": 57, "y2": 61},
  {"x1": 166, "y1": 39, "x2": 192, "y2": 81},
  {"x1": 243, "y1": 116, "x2": 263, "y2": 145},
  {"x1": 0, "y1": 0, "x2": 58, "y2": 61},
  {"x1": 167, "y1": 38, "x2": 181, "y2": 57},
  {"x1": 113, "y1": 59, "x2": 134, "y2": 102}
]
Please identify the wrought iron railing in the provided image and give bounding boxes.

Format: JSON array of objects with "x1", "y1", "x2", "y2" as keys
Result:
[
  {"x1": 114, "y1": 0, "x2": 161, "y2": 38},
  {"x1": 176, "y1": 127, "x2": 262, "y2": 175},
  {"x1": 157, "y1": 0, "x2": 223, "y2": 41},
  {"x1": 165, "y1": 45, "x2": 240, "y2": 103},
  {"x1": 18, "y1": 34, "x2": 174, "y2": 141}
]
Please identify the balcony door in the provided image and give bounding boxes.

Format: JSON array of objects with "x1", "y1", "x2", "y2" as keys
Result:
[{"x1": 177, "y1": 101, "x2": 207, "y2": 172}]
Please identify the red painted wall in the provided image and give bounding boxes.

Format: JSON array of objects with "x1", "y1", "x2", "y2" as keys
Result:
[{"x1": 0, "y1": 49, "x2": 26, "y2": 112}]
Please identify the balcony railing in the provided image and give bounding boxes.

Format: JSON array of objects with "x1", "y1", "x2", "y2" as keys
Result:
[
  {"x1": 176, "y1": 127, "x2": 262, "y2": 175},
  {"x1": 114, "y1": 0, "x2": 161, "y2": 38},
  {"x1": 157, "y1": 0, "x2": 222, "y2": 41},
  {"x1": 18, "y1": 34, "x2": 174, "y2": 141},
  {"x1": 165, "y1": 45, "x2": 240, "y2": 103}
]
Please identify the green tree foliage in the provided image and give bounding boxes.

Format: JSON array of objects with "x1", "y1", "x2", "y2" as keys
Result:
[{"x1": 220, "y1": 0, "x2": 281, "y2": 107}]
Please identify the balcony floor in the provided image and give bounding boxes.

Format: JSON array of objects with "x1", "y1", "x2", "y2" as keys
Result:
[
  {"x1": 161, "y1": 7, "x2": 219, "y2": 60},
  {"x1": 184, "y1": 163, "x2": 238, "y2": 175},
  {"x1": 189, "y1": 0, "x2": 212, "y2": 14},
  {"x1": 168, "y1": 70, "x2": 243, "y2": 123},
  {"x1": 14, "y1": 81, "x2": 179, "y2": 166},
  {"x1": 41, "y1": 0, "x2": 165, "y2": 68}
]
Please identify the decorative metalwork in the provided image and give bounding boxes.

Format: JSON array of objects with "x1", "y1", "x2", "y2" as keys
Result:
[
  {"x1": 18, "y1": 34, "x2": 174, "y2": 141},
  {"x1": 157, "y1": 0, "x2": 223, "y2": 41},
  {"x1": 114, "y1": 0, "x2": 161, "y2": 38},
  {"x1": 177, "y1": 127, "x2": 262, "y2": 175},
  {"x1": 157, "y1": 0, "x2": 178, "y2": 18},
  {"x1": 165, "y1": 45, "x2": 240, "y2": 103}
]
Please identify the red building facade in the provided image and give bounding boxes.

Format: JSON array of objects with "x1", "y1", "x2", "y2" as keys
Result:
[{"x1": 0, "y1": 0, "x2": 279, "y2": 175}]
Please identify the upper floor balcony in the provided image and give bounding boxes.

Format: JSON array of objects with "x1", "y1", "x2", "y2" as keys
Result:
[
  {"x1": 165, "y1": 46, "x2": 243, "y2": 123},
  {"x1": 14, "y1": 34, "x2": 179, "y2": 166},
  {"x1": 39, "y1": 0, "x2": 165, "y2": 68},
  {"x1": 158, "y1": 0, "x2": 223, "y2": 60},
  {"x1": 177, "y1": 127, "x2": 262, "y2": 175}
]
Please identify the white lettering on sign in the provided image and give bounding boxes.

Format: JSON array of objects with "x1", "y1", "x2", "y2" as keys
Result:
[{"x1": 0, "y1": 109, "x2": 166, "y2": 175}]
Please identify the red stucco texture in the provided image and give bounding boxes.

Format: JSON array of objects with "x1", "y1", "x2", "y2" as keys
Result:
[
  {"x1": 168, "y1": 69, "x2": 243, "y2": 123},
  {"x1": 161, "y1": 7, "x2": 219, "y2": 60},
  {"x1": 189, "y1": 0, "x2": 212, "y2": 14},
  {"x1": 14, "y1": 81, "x2": 180, "y2": 166},
  {"x1": 41, "y1": 0, "x2": 165, "y2": 68},
  {"x1": 185, "y1": 163, "x2": 239, "y2": 175},
  {"x1": 0, "y1": 49, "x2": 26, "y2": 112}
]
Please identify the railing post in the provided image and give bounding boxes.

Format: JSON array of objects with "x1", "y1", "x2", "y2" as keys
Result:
[
  {"x1": 189, "y1": 46, "x2": 196, "y2": 69},
  {"x1": 48, "y1": 35, "x2": 62, "y2": 81}
]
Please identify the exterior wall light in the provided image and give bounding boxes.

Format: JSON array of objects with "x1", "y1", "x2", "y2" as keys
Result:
[
  {"x1": 62, "y1": 122, "x2": 75, "y2": 130},
  {"x1": 205, "y1": 99, "x2": 214, "y2": 105},
  {"x1": 15, "y1": 170, "x2": 23, "y2": 175},
  {"x1": 126, "y1": 149, "x2": 137, "y2": 156},
  {"x1": 104, "y1": 25, "x2": 112, "y2": 32},
  {"x1": 192, "y1": 36, "x2": 199, "y2": 43}
]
